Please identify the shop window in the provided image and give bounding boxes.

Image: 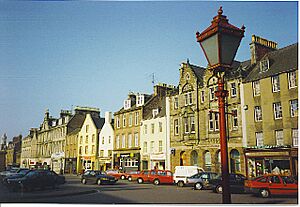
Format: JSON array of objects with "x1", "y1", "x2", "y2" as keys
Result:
[
  {"x1": 230, "y1": 149, "x2": 241, "y2": 173},
  {"x1": 204, "y1": 151, "x2": 212, "y2": 171}
]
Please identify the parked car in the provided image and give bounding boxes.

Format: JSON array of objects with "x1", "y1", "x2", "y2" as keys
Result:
[
  {"x1": 126, "y1": 170, "x2": 140, "y2": 181},
  {"x1": 0, "y1": 167, "x2": 20, "y2": 179},
  {"x1": 2, "y1": 168, "x2": 30, "y2": 183},
  {"x1": 129, "y1": 170, "x2": 152, "y2": 184},
  {"x1": 186, "y1": 172, "x2": 219, "y2": 190},
  {"x1": 81, "y1": 170, "x2": 117, "y2": 185},
  {"x1": 106, "y1": 170, "x2": 127, "y2": 180},
  {"x1": 173, "y1": 166, "x2": 204, "y2": 187},
  {"x1": 211, "y1": 173, "x2": 246, "y2": 194},
  {"x1": 5, "y1": 169, "x2": 65, "y2": 191},
  {"x1": 148, "y1": 170, "x2": 173, "y2": 185},
  {"x1": 244, "y1": 174, "x2": 298, "y2": 198}
]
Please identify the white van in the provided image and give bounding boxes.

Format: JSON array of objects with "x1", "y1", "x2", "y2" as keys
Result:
[{"x1": 173, "y1": 166, "x2": 204, "y2": 187}]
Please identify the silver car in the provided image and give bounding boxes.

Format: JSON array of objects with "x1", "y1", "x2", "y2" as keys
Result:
[{"x1": 186, "y1": 172, "x2": 219, "y2": 190}]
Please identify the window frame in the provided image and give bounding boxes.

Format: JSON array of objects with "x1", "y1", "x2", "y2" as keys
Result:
[
  {"x1": 256, "y1": 132, "x2": 264, "y2": 147},
  {"x1": 288, "y1": 71, "x2": 297, "y2": 89},
  {"x1": 272, "y1": 75, "x2": 281, "y2": 93},
  {"x1": 275, "y1": 130, "x2": 284, "y2": 146},
  {"x1": 252, "y1": 80, "x2": 261, "y2": 96},
  {"x1": 273, "y1": 102, "x2": 283, "y2": 120},
  {"x1": 290, "y1": 99, "x2": 298, "y2": 117},
  {"x1": 231, "y1": 82, "x2": 237, "y2": 97},
  {"x1": 254, "y1": 106, "x2": 263, "y2": 122}
]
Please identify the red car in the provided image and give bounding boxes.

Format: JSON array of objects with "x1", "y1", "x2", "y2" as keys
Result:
[
  {"x1": 244, "y1": 174, "x2": 298, "y2": 198},
  {"x1": 105, "y1": 170, "x2": 127, "y2": 180},
  {"x1": 128, "y1": 170, "x2": 152, "y2": 183},
  {"x1": 148, "y1": 170, "x2": 173, "y2": 185}
]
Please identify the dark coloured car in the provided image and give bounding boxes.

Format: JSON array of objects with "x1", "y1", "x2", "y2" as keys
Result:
[
  {"x1": 81, "y1": 170, "x2": 117, "y2": 185},
  {"x1": 5, "y1": 170, "x2": 65, "y2": 191},
  {"x1": 2, "y1": 168, "x2": 30, "y2": 184},
  {"x1": 211, "y1": 173, "x2": 246, "y2": 194},
  {"x1": 186, "y1": 172, "x2": 219, "y2": 190}
]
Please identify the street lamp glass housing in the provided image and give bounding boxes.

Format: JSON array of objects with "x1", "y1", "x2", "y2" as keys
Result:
[{"x1": 196, "y1": 7, "x2": 245, "y2": 72}]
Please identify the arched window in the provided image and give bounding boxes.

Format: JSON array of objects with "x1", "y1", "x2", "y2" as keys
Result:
[
  {"x1": 180, "y1": 151, "x2": 185, "y2": 166},
  {"x1": 190, "y1": 150, "x2": 198, "y2": 166},
  {"x1": 204, "y1": 151, "x2": 212, "y2": 171},
  {"x1": 230, "y1": 149, "x2": 241, "y2": 173},
  {"x1": 215, "y1": 150, "x2": 221, "y2": 173}
]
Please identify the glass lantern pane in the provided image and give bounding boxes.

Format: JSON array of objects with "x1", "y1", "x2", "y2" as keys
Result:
[
  {"x1": 200, "y1": 34, "x2": 219, "y2": 66},
  {"x1": 220, "y1": 34, "x2": 242, "y2": 65}
]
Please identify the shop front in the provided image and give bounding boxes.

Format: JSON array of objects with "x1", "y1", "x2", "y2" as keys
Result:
[
  {"x1": 150, "y1": 153, "x2": 166, "y2": 170},
  {"x1": 98, "y1": 157, "x2": 112, "y2": 171},
  {"x1": 51, "y1": 152, "x2": 65, "y2": 174},
  {"x1": 78, "y1": 156, "x2": 97, "y2": 173},
  {"x1": 113, "y1": 152, "x2": 140, "y2": 172},
  {"x1": 244, "y1": 147, "x2": 298, "y2": 178},
  {"x1": 65, "y1": 158, "x2": 77, "y2": 174}
]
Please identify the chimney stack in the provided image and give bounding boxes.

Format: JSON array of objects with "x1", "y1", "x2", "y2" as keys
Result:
[
  {"x1": 105, "y1": 111, "x2": 112, "y2": 124},
  {"x1": 250, "y1": 35, "x2": 277, "y2": 65}
]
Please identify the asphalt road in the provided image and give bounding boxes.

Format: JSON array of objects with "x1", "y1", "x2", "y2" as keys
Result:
[{"x1": 0, "y1": 175, "x2": 298, "y2": 204}]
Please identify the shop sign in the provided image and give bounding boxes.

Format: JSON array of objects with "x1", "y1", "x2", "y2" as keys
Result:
[
  {"x1": 121, "y1": 154, "x2": 129, "y2": 158},
  {"x1": 130, "y1": 153, "x2": 134, "y2": 158},
  {"x1": 83, "y1": 156, "x2": 91, "y2": 160},
  {"x1": 150, "y1": 153, "x2": 166, "y2": 160},
  {"x1": 245, "y1": 151, "x2": 289, "y2": 157}
]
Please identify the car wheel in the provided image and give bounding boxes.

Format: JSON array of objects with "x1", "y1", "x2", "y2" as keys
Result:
[
  {"x1": 128, "y1": 176, "x2": 132, "y2": 181},
  {"x1": 177, "y1": 181, "x2": 184, "y2": 187},
  {"x1": 194, "y1": 182, "x2": 203, "y2": 190},
  {"x1": 259, "y1": 189, "x2": 270, "y2": 198},
  {"x1": 81, "y1": 178, "x2": 87, "y2": 184},
  {"x1": 120, "y1": 175, "x2": 125, "y2": 180},
  {"x1": 137, "y1": 178, "x2": 143, "y2": 184},
  {"x1": 97, "y1": 179, "x2": 102, "y2": 185},
  {"x1": 153, "y1": 179, "x2": 160, "y2": 185},
  {"x1": 215, "y1": 185, "x2": 223, "y2": 194}
]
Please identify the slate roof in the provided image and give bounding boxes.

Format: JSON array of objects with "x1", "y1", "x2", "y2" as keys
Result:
[
  {"x1": 142, "y1": 95, "x2": 167, "y2": 120},
  {"x1": 67, "y1": 114, "x2": 86, "y2": 134},
  {"x1": 92, "y1": 117, "x2": 105, "y2": 130},
  {"x1": 243, "y1": 43, "x2": 298, "y2": 83},
  {"x1": 189, "y1": 64, "x2": 206, "y2": 85}
]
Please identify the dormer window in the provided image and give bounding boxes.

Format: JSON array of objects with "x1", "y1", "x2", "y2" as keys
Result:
[
  {"x1": 260, "y1": 59, "x2": 269, "y2": 72},
  {"x1": 124, "y1": 100, "x2": 131, "y2": 110},
  {"x1": 136, "y1": 94, "x2": 145, "y2": 107},
  {"x1": 152, "y1": 109, "x2": 159, "y2": 118}
]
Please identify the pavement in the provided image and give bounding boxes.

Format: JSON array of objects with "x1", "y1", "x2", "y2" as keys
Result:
[{"x1": 0, "y1": 174, "x2": 98, "y2": 203}]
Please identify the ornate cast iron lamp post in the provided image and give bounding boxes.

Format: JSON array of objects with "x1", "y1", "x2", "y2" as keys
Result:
[{"x1": 196, "y1": 7, "x2": 245, "y2": 204}]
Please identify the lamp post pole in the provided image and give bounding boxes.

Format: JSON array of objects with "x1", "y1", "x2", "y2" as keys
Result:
[
  {"x1": 196, "y1": 7, "x2": 245, "y2": 204},
  {"x1": 215, "y1": 74, "x2": 231, "y2": 203}
]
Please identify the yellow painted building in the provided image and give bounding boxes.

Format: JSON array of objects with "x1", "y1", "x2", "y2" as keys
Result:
[{"x1": 242, "y1": 38, "x2": 298, "y2": 177}]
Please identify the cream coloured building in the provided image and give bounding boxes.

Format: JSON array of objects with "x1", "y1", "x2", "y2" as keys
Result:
[{"x1": 77, "y1": 107, "x2": 104, "y2": 172}]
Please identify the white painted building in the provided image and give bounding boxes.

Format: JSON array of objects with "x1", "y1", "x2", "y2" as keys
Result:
[{"x1": 98, "y1": 112, "x2": 114, "y2": 171}]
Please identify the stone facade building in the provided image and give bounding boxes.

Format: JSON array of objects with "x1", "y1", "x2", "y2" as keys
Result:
[
  {"x1": 113, "y1": 92, "x2": 151, "y2": 172},
  {"x1": 20, "y1": 128, "x2": 38, "y2": 169},
  {"x1": 242, "y1": 36, "x2": 298, "y2": 177},
  {"x1": 36, "y1": 109, "x2": 72, "y2": 173},
  {"x1": 5, "y1": 135, "x2": 22, "y2": 168}
]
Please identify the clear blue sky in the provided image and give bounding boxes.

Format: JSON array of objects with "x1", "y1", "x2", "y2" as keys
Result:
[{"x1": 0, "y1": 1, "x2": 298, "y2": 140}]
